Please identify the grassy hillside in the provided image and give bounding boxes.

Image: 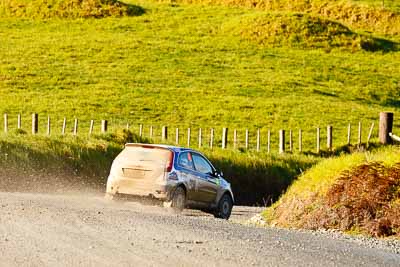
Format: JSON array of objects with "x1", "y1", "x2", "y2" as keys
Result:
[
  {"x1": 263, "y1": 146, "x2": 400, "y2": 237},
  {"x1": 0, "y1": 0, "x2": 399, "y2": 152},
  {"x1": 0, "y1": 132, "x2": 317, "y2": 204}
]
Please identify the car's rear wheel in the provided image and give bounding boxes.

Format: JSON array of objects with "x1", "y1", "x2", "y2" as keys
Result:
[
  {"x1": 214, "y1": 194, "x2": 233, "y2": 220},
  {"x1": 171, "y1": 186, "x2": 186, "y2": 212}
]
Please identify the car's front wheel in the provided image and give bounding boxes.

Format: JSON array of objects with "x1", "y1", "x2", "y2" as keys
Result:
[
  {"x1": 214, "y1": 194, "x2": 233, "y2": 220},
  {"x1": 170, "y1": 186, "x2": 186, "y2": 212}
]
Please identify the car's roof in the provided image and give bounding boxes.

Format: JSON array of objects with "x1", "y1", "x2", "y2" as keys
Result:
[{"x1": 125, "y1": 143, "x2": 194, "y2": 153}]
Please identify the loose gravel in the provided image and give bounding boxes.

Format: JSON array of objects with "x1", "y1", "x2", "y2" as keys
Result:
[{"x1": 0, "y1": 192, "x2": 399, "y2": 267}]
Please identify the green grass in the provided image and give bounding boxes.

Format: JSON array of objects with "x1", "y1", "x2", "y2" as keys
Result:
[
  {"x1": 0, "y1": 0, "x2": 399, "y2": 153},
  {"x1": 0, "y1": 0, "x2": 399, "y2": 205}
]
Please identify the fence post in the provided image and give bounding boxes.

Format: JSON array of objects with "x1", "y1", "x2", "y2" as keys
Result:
[
  {"x1": 198, "y1": 128, "x2": 202, "y2": 148},
  {"x1": 379, "y1": 112, "x2": 393, "y2": 144},
  {"x1": 139, "y1": 124, "x2": 143, "y2": 137},
  {"x1": 367, "y1": 123, "x2": 375, "y2": 147},
  {"x1": 101, "y1": 120, "x2": 108, "y2": 133},
  {"x1": 327, "y1": 125, "x2": 333, "y2": 151},
  {"x1": 233, "y1": 129, "x2": 237, "y2": 149},
  {"x1": 32, "y1": 113, "x2": 38, "y2": 135},
  {"x1": 222, "y1": 128, "x2": 228, "y2": 149},
  {"x1": 245, "y1": 129, "x2": 249, "y2": 150},
  {"x1": 267, "y1": 129, "x2": 271, "y2": 153},
  {"x1": 73, "y1": 119, "x2": 78, "y2": 136},
  {"x1": 289, "y1": 129, "x2": 293, "y2": 152},
  {"x1": 256, "y1": 129, "x2": 260, "y2": 152},
  {"x1": 279, "y1": 130, "x2": 285, "y2": 153},
  {"x1": 347, "y1": 123, "x2": 351, "y2": 145},
  {"x1": 149, "y1": 126, "x2": 153, "y2": 139},
  {"x1": 62, "y1": 118, "x2": 66, "y2": 135},
  {"x1": 299, "y1": 129, "x2": 302, "y2": 153},
  {"x1": 17, "y1": 114, "x2": 21, "y2": 129},
  {"x1": 316, "y1": 127, "x2": 320, "y2": 153},
  {"x1": 175, "y1": 128, "x2": 179, "y2": 145},
  {"x1": 162, "y1": 126, "x2": 168, "y2": 140},
  {"x1": 126, "y1": 123, "x2": 130, "y2": 130},
  {"x1": 89, "y1": 120, "x2": 94, "y2": 135},
  {"x1": 358, "y1": 121, "x2": 362, "y2": 147},
  {"x1": 47, "y1": 116, "x2": 51, "y2": 136},
  {"x1": 210, "y1": 128, "x2": 214, "y2": 149},
  {"x1": 4, "y1": 114, "x2": 8, "y2": 134},
  {"x1": 187, "y1": 128, "x2": 191, "y2": 147}
]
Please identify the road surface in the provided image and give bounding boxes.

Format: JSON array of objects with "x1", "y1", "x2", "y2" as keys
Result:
[{"x1": 0, "y1": 192, "x2": 399, "y2": 266}]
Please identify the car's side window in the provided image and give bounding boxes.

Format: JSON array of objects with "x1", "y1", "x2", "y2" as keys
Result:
[
  {"x1": 192, "y1": 153, "x2": 213, "y2": 175},
  {"x1": 178, "y1": 152, "x2": 194, "y2": 170}
]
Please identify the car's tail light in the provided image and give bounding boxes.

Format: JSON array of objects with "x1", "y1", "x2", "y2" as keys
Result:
[{"x1": 165, "y1": 151, "x2": 174, "y2": 172}]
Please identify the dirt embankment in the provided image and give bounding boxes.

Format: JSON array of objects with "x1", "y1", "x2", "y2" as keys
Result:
[{"x1": 268, "y1": 161, "x2": 400, "y2": 238}]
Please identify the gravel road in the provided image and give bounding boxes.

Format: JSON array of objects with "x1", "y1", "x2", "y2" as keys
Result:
[{"x1": 0, "y1": 192, "x2": 399, "y2": 267}]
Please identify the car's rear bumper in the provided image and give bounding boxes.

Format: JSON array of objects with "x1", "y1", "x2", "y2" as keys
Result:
[{"x1": 106, "y1": 175, "x2": 173, "y2": 200}]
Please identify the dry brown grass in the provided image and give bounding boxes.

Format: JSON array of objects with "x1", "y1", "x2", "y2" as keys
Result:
[{"x1": 278, "y1": 162, "x2": 400, "y2": 237}]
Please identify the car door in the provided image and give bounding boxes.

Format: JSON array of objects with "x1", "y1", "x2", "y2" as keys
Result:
[
  {"x1": 191, "y1": 153, "x2": 219, "y2": 203},
  {"x1": 176, "y1": 151, "x2": 199, "y2": 201}
]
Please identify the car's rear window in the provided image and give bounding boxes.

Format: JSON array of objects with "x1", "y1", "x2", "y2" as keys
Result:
[{"x1": 119, "y1": 146, "x2": 171, "y2": 164}]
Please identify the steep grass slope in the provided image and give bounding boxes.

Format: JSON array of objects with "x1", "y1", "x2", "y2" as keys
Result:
[
  {"x1": 264, "y1": 146, "x2": 400, "y2": 237},
  {"x1": 0, "y1": 0, "x2": 399, "y2": 152}
]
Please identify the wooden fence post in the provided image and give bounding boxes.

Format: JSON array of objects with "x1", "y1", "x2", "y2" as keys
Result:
[
  {"x1": 175, "y1": 128, "x2": 179, "y2": 145},
  {"x1": 327, "y1": 125, "x2": 333, "y2": 151},
  {"x1": 379, "y1": 112, "x2": 393, "y2": 144},
  {"x1": 62, "y1": 118, "x2": 66, "y2": 135},
  {"x1": 289, "y1": 129, "x2": 293, "y2": 152},
  {"x1": 17, "y1": 114, "x2": 21, "y2": 129},
  {"x1": 256, "y1": 129, "x2": 260, "y2": 152},
  {"x1": 162, "y1": 126, "x2": 168, "y2": 140},
  {"x1": 222, "y1": 128, "x2": 228, "y2": 149},
  {"x1": 316, "y1": 127, "x2": 320, "y2": 153},
  {"x1": 347, "y1": 123, "x2": 351, "y2": 145},
  {"x1": 367, "y1": 123, "x2": 375, "y2": 147},
  {"x1": 245, "y1": 129, "x2": 249, "y2": 150},
  {"x1": 233, "y1": 129, "x2": 237, "y2": 149},
  {"x1": 149, "y1": 126, "x2": 153, "y2": 139},
  {"x1": 279, "y1": 130, "x2": 285, "y2": 153},
  {"x1": 198, "y1": 128, "x2": 202, "y2": 148},
  {"x1": 4, "y1": 114, "x2": 8, "y2": 133},
  {"x1": 101, "y1": 120, "x2": 108, "y2": 133},
  {"x1": 47, "y1": 116, "x2": 51, "y2": 136},
  {"x1": 89, "y1": 120, "x2": 94, "y2": 135},
  {"x1": 358, "y1": 121, "x2": 362, "y2": 147},
  {"x1": 73, "y1": 119, "x2": 78, "y2": 136},
  {"x1": 139, "y1": 124, "x2": 143, "y2": 137},
  {"x1": 32, "y1": 113, "x2": 38, "y2": 135},
  {"x1": 187, "y1": 128, "x2": 191, "y2": 147},
  {"x1": 267, "y1": 129, "x2": 271, "y2": 153},
  {"x1": 210, "y1": 128, "x2": 214, "y2": 149}
]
